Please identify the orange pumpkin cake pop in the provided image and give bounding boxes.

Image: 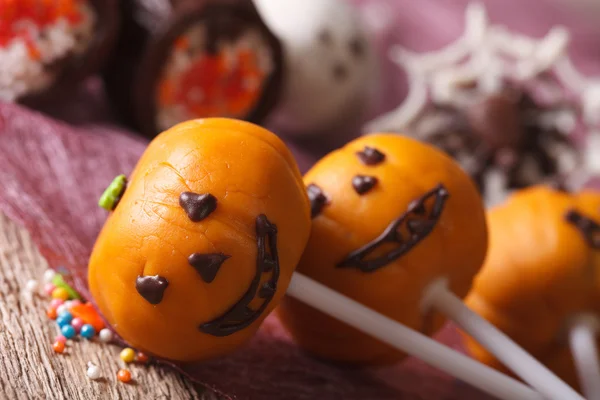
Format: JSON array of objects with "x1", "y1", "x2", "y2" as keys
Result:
[
  {"x1": 463, "y1": 185, "x2": 600, "y2": 396},
  {"x1": 88, "y1": 118, "x2": 311, "y2": 362},
  {"x1": 277, "y1": 133, "x2": 488, "y2": 364}
]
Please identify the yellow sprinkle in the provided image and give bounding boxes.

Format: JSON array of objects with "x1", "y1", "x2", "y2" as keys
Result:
[
  {"x1": 120, "y1": 348, "x2": 135, "y2": 363},
  {"x1": 51, "y1": 287, "x2": 70, "y2": 301}
]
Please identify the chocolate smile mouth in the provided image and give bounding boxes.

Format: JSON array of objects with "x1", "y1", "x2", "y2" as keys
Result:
[
  {"x1": 337, "y1": 184, "x2": 449, "y2": 272},
  {"x1": 199, "y1": 214, "x2": 280, "y2": 337},
  {"x1": 565, "y1": 210, "x2": 600, "y2": 249}
]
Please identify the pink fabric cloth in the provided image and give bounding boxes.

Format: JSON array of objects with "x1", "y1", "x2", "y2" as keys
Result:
[{"x1": 1, "y1": 1, "x2": 600, "y2": 398}]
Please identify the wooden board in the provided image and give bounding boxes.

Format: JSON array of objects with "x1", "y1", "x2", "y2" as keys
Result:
[{"x1": 0, "y1": 213, "x2": 218, "y2": 400}]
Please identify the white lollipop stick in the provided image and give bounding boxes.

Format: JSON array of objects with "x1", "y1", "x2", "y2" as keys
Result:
[
  {"x1": 422, "y1": 279, "x2": 583, "y2": 400},
  {"x1": 287, "y1": 273, "x2": 543, "y2": 400},
  {"x1": 569, "y1": 314, "x2": 600, "y2": 400}
]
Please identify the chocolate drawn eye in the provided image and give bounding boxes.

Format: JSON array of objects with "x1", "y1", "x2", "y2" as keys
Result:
[
  {"x1": 179, "y1": 192, "x2": 217, "y2": 222},
  {"x1": 307, "y1": 184, "x2": 329, "y2": 218},
  {"x1": 356, "y1": 146, "x2": 385, "y2": 165},
  {"x1": 349, "y1": 37, "x2": 364, "y2": 58},
  {"x1": 565, "y1": 209, "x2": 600, "y2": 249},
  {"x1": 333, "y1": 63, "x2": 348, "y2": 81},
  {"x1": 318, "y1": 29, "x2": 332, "y2": 45},
  {"x1": 352, "y1": 175, "x2": 378, "y2": 195}
]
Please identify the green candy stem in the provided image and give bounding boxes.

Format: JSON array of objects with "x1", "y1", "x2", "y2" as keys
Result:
[
  {"x1": 98, "y1": 174, "x2": 127, "y2": 211},
  {"x1": 51, "y1": 274, "x2": 81, "y2": 300}
]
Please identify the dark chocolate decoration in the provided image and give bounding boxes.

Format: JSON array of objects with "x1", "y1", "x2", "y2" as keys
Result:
[
  {"x1": 199, "y1": 214, "x2": 280, "y2": 336},
  {"x1": 352, "y1": 175, "x2": 378, "y2": 195},
  {"x1": 179, "y1": 192, "x2": 217, "y2": 222},
  {"x1": 258, "y1": 281, "x2": 276, "y2": 299},
  {"x1": 307, "y1": 184, "x2": 329, "y2": 218},
  {"x1": 466, "y1": 93, "x2": 523, "y2": 151},
  {"x1": 549, "y1": 179, "x2": 570, "y2": 193},
  {"x1": 565, "y1": 209, "x2": 600, "y2": 249},
  {"x1": 333, "y1": 64, "x2": 348, "y2": 81},
  {"x1": 349, "y1": 37, "x2": 364, "y2": 58},
  {"x1": 338, "y1": 184, "x2": 449, "y2": 272},
  {"x1": 103, "y1": 0, "x2": 284, "y2": 137},
  {"x1": 356, "y1": 146, "x2": 385, "y2": 166},
  {"x1": 318, "y1": 30, "x2": 332, "y2": 45},
  {"x1": 136, "y1": 275, "x2": 169, "y2": 305},
  {"x1": 188, "y1": 253, "x2": 231, "y2": 283},
  {"x1": 422, "y1": 88, "x2": 579, "y2": 194}
]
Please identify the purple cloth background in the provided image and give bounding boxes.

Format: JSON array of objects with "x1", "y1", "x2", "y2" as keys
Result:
[{"x1": 1, "y1": 1, "x2": 599, "y2": 398}]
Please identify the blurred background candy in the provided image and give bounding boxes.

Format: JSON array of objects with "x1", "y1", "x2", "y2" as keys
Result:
[
  {"x1": 103, "y1": 0, "x2": 284, "y2": 137},
  {"x1": 365, "y1": 2, "x2": 599, "y2": 206},
  {"x1": 253, "y1": 0, "x2": 379, "y2": 139},
  {"x1": 0, "y1": 0, "x2": 118, "y2": 106}
]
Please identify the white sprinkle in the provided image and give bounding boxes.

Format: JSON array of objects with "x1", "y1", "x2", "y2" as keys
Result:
[
  {"x1": 43, "y1": 269, "x2": 56, "y2": 283},
  {"x1": 56, "y1": 304, "x2": 69, "y2": 316},
  {"x1": 99, "y1": 329, "x2": 113, "y2": 343},
  {"x1": 25, "y1": 279, "x2": 39, "y2": 293},
  {"x1": 582, "y1": 83, "x2": 600, "y2": 126},
  {"x1": 585, "y1": 131, "x2": 600, "y2": 173},
  {"x1": 86, "y1": 363, "x2": 101, "y2": 380}
]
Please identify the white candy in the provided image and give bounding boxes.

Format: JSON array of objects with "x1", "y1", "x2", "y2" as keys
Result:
[
  {"x1": 98, "y1": 329, "x2": 113, "y2": 343},
  {"x1": 56, "y1": 304, "x2": 69, "y2": 316},
  {"x1": 86, "y1": 363, "x2": 101, "y2": 380},
  {"x1": 253, "y1": 0, "x2": 377, "y2": 135},
  {"x1": 25, "y1": 279, "x2": 39, "y2": 293},
  {"x1": 43, "y1": 269, "x2": 56, "y2": 283}
]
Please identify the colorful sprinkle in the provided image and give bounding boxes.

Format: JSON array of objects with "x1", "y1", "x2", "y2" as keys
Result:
[
  {"x1": 65, "y1": 299, "x2": 82, "y2": 309},
  {"x1": 56, "y1": 304, "x2": 69, "y2": 316},
  {"x1": 80, "y1": 324, "x2": 95, "y2": 339},
  {"x1": 117, "y1": 369, "x2": 132, "y2": 383},
  {"x1": 61, "y1": 324, "x2": 76, "y2": 339},
  {"x1": 43, "y1": 283, "x2": 56, "y2": 296},
  {"x1": 98, "y1": 329, "x2": 113, "y2": 343},
  {"x1": 120, "y1": 348, "x2": 135, "y2": 363},
  {"x1": 51, "y1": 287, "x2": 69, "y2": 301},
  {"x1": 135, "y1": 352, "x2": 149, "y2": 364},
  {"x1": 25, "y1": 279, "x2": 39, "y2": 293},
  {"x1": 54, "y1": 335, "x2": 67, "y2": 344},
  {"x1": 51, "y1": 274, "x2": 81, "y2": 300},
  {"x1": 43, "y1": 269, "x2": 56, "y2": 283},
  {"x1": 86, "y1": 363, "x2": 101, "y2": 380},
  {"x1": 56, "y1": 312, "x2": 73, "y2": 327},
  {"x1": 70, "y1": 303, "x2": 105, "y2": 332},
  {"x1": 50, "y1": 298, "x2": 64, "y2": 308},
  {"x1": 71, "y1": 318, "x2": 84, "y2": 333},
  {"x1": 53, "y1": 341, "x2": 65, "y2": 354},
  {"x1": 46, "y1": 306, "x2": 58, "y2": 320}
]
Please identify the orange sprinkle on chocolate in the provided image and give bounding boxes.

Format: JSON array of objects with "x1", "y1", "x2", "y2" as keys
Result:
[{"x1": 0, "y1": 0, "x2": 88, "y2": 50}]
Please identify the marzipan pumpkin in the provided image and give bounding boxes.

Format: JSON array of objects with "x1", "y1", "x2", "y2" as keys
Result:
[
  {"x1": 463, "y1": 185, "x2": 600, "y2": 388},
  {"x1": 88, "y1": 118, "x2": 311, "y2": 362},
  {"x1": 277, "y1": 134, "x2": 488, "y2": 364}
]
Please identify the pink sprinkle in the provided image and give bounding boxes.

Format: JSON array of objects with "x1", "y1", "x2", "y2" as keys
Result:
[
  {"x1": 43, "y1": 283, "x2": 56, "y2": 296},
  {"x1": 71, "y1": 318, "x2": 84, "y2": 333},
  {"x1": 50, "y1": 298, "x2": 64, "y2": 308},
  {"x1": 54, "y1": 335, "x2": 67, "y2": 344},
  {"x1": 66, "y1": 299, "x2": 82, "y2": 309}
]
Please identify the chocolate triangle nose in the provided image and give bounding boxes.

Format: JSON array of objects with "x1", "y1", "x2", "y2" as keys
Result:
[
  {"x1": 136, "y1": 275, "x2": 169, "y2": 304},
  {"x1": 188, "y1": 253, "x2": 230, "y2": 283}
]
